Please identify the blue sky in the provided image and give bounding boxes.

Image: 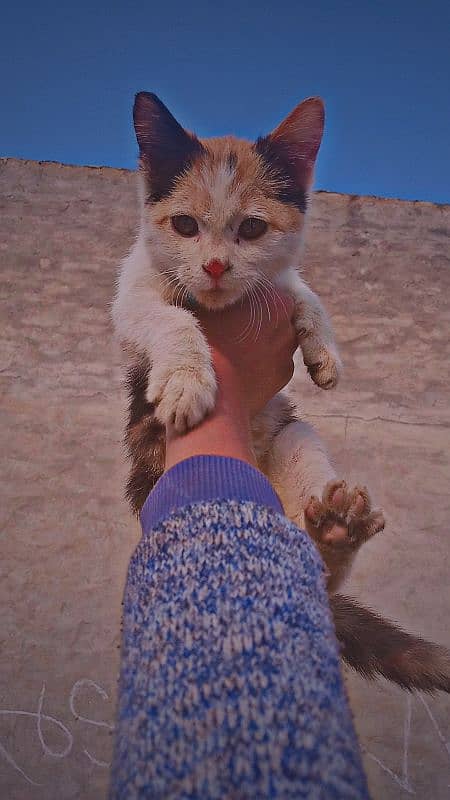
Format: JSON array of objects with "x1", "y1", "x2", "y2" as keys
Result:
[{"x1": 2, "y1": 0, "x2": 449, "y2": 203}]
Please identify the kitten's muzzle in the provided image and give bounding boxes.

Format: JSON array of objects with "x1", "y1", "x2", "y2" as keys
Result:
[{"x1": 202, "y1": 259, "x2": 230, "y2": 281}]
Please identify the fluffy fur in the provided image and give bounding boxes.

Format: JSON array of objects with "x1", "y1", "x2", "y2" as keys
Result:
[{"x1": 113, "y1": 92, "x2": 450, "y2": 693}]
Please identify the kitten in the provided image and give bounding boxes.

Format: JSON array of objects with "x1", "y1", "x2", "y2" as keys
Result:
[{"x1": 113, "y1": 92, "x2": 450, "y2": 693}]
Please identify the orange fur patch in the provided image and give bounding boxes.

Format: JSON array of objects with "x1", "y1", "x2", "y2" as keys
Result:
[{"x1": 150, "y1": 135, "x2": 303, "y2": 236}]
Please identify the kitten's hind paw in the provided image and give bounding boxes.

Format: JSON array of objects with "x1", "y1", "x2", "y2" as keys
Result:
[{"x1": 305, "y1": 480, "x2": 385, "y2": 550}]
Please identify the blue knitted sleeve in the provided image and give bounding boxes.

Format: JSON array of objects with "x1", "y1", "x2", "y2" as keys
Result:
[{"x1": 110, "y1": 456, "x2": 369, "y2": 799}]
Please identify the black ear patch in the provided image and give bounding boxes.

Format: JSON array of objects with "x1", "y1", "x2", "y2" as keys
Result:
[
  {"x1": 254, "y1": 97, "x2": 325, "y2": 213},
  {"x1": 133, "y1": 92, "x2": 205, "y2": 203},
  {"x1": 254, "y1": 136, "x2": 308, "y2": 213}
]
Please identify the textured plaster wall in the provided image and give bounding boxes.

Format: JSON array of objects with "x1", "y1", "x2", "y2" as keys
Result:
[{"x1": 1, "y1": 157, "x2": 449, "y2": 799}]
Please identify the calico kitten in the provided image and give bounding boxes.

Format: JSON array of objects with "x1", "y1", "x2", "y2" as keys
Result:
[{"x1": 113, "y1": 92, "x2": 450, "y2": 693}]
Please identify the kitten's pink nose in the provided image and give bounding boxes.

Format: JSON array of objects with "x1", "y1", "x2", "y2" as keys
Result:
[{"x1": 203, "y1": 259, "x2": 229, "y2": 280}]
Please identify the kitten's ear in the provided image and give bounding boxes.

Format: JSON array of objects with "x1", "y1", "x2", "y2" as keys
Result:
[
  {"x1": 133, "y1": 92, "x2": 204, "y2": 202},
  {"x1": 257, "y1": 98, "x2": 325, "y2": 194}
]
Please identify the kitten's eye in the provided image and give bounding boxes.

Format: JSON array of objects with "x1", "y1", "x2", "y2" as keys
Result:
[
  {"x1": 237, "y1": 217, "x2": 268, "y2": 241},
  {"x1": 171, "y1": 215, "x2": 199, "y2": 237}
]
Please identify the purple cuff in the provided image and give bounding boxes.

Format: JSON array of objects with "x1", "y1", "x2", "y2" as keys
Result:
[{"x1": 140, "y1": 455, "x2": 284, "y2": 536}]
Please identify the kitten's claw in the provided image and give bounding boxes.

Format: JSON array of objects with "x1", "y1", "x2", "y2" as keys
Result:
[
  {"x1": 147, "y1": 365, "x2": 217, "y2": 433},
  {"x1": 304, "y1": 480, "x2": 385, "y2": 550}
]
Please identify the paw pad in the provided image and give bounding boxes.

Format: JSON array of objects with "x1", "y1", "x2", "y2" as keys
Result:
[{"x1": 305, "y1": 480, "x2": 385, "y2": 549}]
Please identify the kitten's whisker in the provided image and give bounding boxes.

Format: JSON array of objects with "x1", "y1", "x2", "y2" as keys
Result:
[
  {"x1": 158, "y1": 269, "x2": 180, "y2": 285},
  {"x1": 237, "y1": 281, "x2": 257, "y2": 343},
  {"x1": 248, "y1": 286, "x2": 260, "y2": 343},
  {"x1": 237, "y1": 297, "x2": 254, "y2": 342},
  {"x1": 252, "y1": 284, "x2": 266, "y2": 341},
  {"x1": 160, "y1": 274, "x2": 183, "y2": 298},
  {"x1": 255, "y1": 280, "x2": 272, "y2": 323},
  {"x1": 245, "y1": 282, "x2": 257, "y2": 339},
  {"x1": 256, "y1": 274, "x2": 280, "y2": 327},
  {"x1": 158, "y1": 272, "x2": 177, "y2": 284},
  {"x1": 274, "y1": 288, "x2": 290, "y2": 323},
  {"x1": 255, "y1": 292, "x2": 263, "y2": 342},
  {"x1": 259, "y1": 275, "x2": 290, "y2": 324},
  {"x1": 162, "y1": 282, "x2": 182, "y2": 299},
  {"x1": 247, "y1": 284, "x2": 263, "y2": 343},
  {"x1": 174, "y1": 284, "x2": 185, "y2": 308},
  {"x1": 180, "y1": 287, "x2": 190, "y2": 308}
]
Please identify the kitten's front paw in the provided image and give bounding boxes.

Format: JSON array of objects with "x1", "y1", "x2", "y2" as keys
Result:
[
  {"x1": 304, "y1": 480, "x2": 385, "y2": 550},
  {"x1": 306, "y1": 347, "x2": 341, "y2": 389},
  {"x1": 147, "y1": 365, "x2": 217, "y2": 433},
  {"x1": 296, "y1": 328, "x2": 342, "y2": 389}
]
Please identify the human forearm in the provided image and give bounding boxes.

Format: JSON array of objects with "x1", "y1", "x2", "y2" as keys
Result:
[
  {"x1": 111, "y1": 489, "x2": 369, "y2": 799},
  {"x1": 165, "y1": 351, "x2": 256, "y2": 471}
]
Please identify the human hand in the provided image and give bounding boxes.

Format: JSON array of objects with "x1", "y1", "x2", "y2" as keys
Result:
[{"x1": 194, "y1": 289, "x2": 297, "y2": 418}]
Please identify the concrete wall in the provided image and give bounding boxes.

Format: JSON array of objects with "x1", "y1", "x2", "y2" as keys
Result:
[{"x1": 1, "y1": 157, "x2": 449, "y2": 799}]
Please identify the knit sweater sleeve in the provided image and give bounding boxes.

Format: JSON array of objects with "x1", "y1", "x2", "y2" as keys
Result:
[{"x1": 110, "y1": 456, "x2": 369, "y2": 800}]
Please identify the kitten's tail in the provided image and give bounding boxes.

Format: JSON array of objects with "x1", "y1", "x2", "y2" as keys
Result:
[{"x1": 331, "y1": 594, "x2": 450, "y2": 693}]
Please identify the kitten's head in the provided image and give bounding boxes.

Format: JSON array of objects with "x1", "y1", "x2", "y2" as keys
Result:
[{"x1": 134, "y1": 92, "x2": 324, "y2": 309}]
